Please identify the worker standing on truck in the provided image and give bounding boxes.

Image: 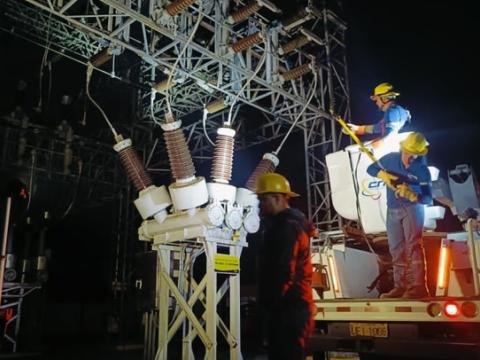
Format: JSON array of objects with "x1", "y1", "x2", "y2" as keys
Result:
[
  {"x1": 346, "y1": 82, "x2": 411, "y2": 138},
  {"x1": 256, "y1": 173, "x2": 315, "y2": 359},
  {"x1": 367, "y1": 132, "x2": 433, "y2": 299}
]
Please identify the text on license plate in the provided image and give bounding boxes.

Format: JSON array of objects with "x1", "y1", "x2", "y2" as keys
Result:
[{"x1": 349, "y1": 322, "x2": 388, "y2": 338}]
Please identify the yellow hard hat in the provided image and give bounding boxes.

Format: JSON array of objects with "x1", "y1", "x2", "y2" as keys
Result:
[
  {"x1": 256, "y1": 172, "x2": 300, "y2": 197},
  {"x1": 371, "y1": 82, "x2": 400, "y2": 99},
  {"x1": 400, "y1": 132, "x2": 429, "y2": 156}
]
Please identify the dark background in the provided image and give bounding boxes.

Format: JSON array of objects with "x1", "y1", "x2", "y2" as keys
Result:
[{"x1": 343, "y1": 0, "x2": 478, "y2": 173}]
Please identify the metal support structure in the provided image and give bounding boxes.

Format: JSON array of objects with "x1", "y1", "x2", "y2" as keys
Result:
[
  {"x1": 0, "y1": 121, "x2": 119, "y2": 191},
  {"x1": 143, "y1": 223, "x2": 246, "y2": 360},
  {"x1": 305, "y1": 9, "x2": 350, "y2": 231},
  {"x1": 1, "y1": 1, "x2": 329, "y2": 134},
  {"x1": 1, "y1": 283, "x2": 41, "y2": 352},
  {"x1": 1, "y1": 1, "x2": 351, "y2": 230}
]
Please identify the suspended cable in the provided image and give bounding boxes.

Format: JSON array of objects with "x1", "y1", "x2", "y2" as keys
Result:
[
  {"x1": 165, "y1": 13, "x2": 204, "y2": 118},
  {"x1": 61, "y1": 161, "x2": 83, "y2": 219},
  {"x1": 202, "y1": 108, "x2": 216, "y2": 146},
  {"x1": 274, "y1": 70, "x2": 318, "y2": 155},
  {"x1": 26, "y1": 150, "x2": 36, "y2": 212},
  {"x1": 150, "y1": 90, "x2": 163, "y2": 126},
  {"x1": 37, "y1": 13, "x2": 52, "y2": 112},
  {"x1": 226, "y1": 50, "x2": 267, "y2": 127},
  {"x1": 85, "y1": 63, "x2": 120, "y2": 140},
  {"x1": 37, "y1": 47, "x2": 49, "y2": 111}
]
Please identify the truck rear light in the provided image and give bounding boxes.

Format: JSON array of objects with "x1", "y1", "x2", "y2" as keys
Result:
[
  {"x1": 427, "y1": 303, "x2": 442, "y2": 317},
  {"x1": 461, "y1": 302, "x2": 478, "y2": 318},
  {"x1": 436, "y1": 244, "x2": 449, "y2": 289},
  {"x1": 444, "y1": 302, "x2": 460, "y2": 318}
]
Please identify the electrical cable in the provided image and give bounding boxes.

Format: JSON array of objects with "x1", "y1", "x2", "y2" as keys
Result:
[
  {"x1": 37, "y1": 13, "x2": 52, "y2": 112},
  {"x1": 273, "y1": 70, "x2": 318, "y2": 155},
  {"x1": 61, "y1": 161, "x2": 83, "y2": 219},
  {"x1": 37, "y1": 47, "x2": 49, "y2": 111},
  {"x1": 150, "y1": 90, "x2": 163, "y2": 125},
  {"x1": 26, "y1": 150, "x2": 36, "y2": 212},
  {"x1": 202, "y1": 108, "x2": 216, "y2": 146},
  {"x1": 85, "y1": 63, "x2": 120, "y2": 140},
  {"x1": 47, "y1": 61, "x2": 52, "y2": 112},
  {"x1": 165, "y1": 13, "x2": 204, "y2": 118},
  {"x1": 352, "y1": 154, "x2": 377, "y2": 255},
  {"x1": 352, "y1": 151, "x2": 392, "y2": 292},
  {"x1": 226, "y1": 50, "x2": 267, "y2": 126},
  {"x1": 334, "y1": 115, "x2": 385, "y2": 171}
]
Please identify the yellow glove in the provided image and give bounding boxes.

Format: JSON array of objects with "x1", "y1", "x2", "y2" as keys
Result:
[
  {"x1": 342, "y1": 123, "x2": 358, "y2": 134},
  {"x1": 342, "y1": 123, "x2": 367, "y2": 135},
  {"x1": 395, "y1": 183, "x2": 418, "y2": 202},
  {"x1": 377, "y1": 170, "x2": 398, "y2": 190}
]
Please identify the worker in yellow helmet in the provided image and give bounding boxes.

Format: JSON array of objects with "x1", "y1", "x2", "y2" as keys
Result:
[
  {"x1": 367, "y1": 132, "x2": 432, "y2": 299},
  {"x1": 346, "y1": 82, "x2": 411, "y2": 137},
  {"x1": 255, "y1": 172, "x2": 315, "y2": 359}
]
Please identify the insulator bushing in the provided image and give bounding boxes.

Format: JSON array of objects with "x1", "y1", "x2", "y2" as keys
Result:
[
  {"x1": 227, "y1": 2, "x2": 262, "y2": 24},
  {"x1": 245, "y1": 153, "x2": 279, "y2": 191},
  {"x1": 163, "y1": 128, "x2": 196, "y2": 182},
  {"x1": 154, "y1": 79, "x2": 175, "y2": 92},
  {"x1": 116, "y1": 143, "x2": 154, "y2": 192},
  {"x1": 280, "y1": 63, "x2": 312, "y2": 82},
  {"x1": 211, "y1": 128, "x2": 235, "y2": 184},
  {"x1": 279, "y1": 35, "x2": 310, "y2": 55},
  {"x1": 230, "y1": 32, "x2": 263, "y2": 53},
  {"x1": 90, "y1": 48, "x2": 112, "y2": 68},
  {"x1": 165, "y1": 0, "x2": 196, "y2": 16},
  {"x1": 206, "y1": 98, "x2": 227, "y2": 114}
]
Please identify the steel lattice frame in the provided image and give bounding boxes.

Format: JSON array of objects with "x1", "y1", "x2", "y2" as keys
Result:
[
  {"x1": 0, "y1": 0, "x2": 350, "y2": 227},
  {"x1": 305, "y1": 8, "x2": 350, "y2": 230}
]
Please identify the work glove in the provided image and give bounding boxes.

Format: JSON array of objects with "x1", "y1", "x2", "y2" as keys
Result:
[
  {"x1": 377, "y1": 170, "x2": 398, "y2": 190},
  {"x1": 342, "y1": 123, "x2": 359, "y2": 135},
  {"x1": 394, "y1": 183, "x2": 418, "y2": 202}
]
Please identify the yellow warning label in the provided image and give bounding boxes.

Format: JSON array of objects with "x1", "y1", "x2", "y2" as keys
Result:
[{"x1": 214, "y1": 254, "x2": 240, "y2": 273}]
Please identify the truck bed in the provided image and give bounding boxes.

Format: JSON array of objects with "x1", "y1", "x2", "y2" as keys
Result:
[{"x1": 314, "y1": 297, "x2": 480, "y2": 322}]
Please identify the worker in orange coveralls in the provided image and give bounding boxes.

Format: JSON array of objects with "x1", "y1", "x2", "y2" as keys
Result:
[{"x1": 256, "y1": 172, "x2": 316, "y2": 360}]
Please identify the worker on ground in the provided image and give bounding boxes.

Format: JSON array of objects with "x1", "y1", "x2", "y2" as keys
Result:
[
  {"x1": 346, "y1": 82, "x2": 411, "y2": 138},
  {"x1": 367, "y1": 132, "x2": 432, "y2": 299},
  {"x1": 256, "y1": 172, "x2": 315, "y2": 359}
]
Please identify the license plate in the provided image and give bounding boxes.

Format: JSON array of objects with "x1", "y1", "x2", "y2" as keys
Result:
[{"x1": 349, "y1": 322, "x2": 388, "y2": 338}]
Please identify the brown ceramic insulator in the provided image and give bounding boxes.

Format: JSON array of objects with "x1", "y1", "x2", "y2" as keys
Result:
[
  {"x1": 163, "y1": 129, "x2": 196, "y2": 181},
  {"x1": 245, "y1": 158, "x2": 276, "y2": 191},
  {"x1": 206, "y1": 98, "x2": 227, "y2": 114},
  {"x1": 211, "y1": 134, "x2": 235, "y2": 183},
  {"x1": 90, "y1": 49, "x2": 112, "y2": 68},
  {"x1": 229, "y1": 2, "x2": 261, "y2": 24},
  {"x1": 165, "y1": 0, "x2": 196, "y2": 16},
  {"x1": 231, "y1": 32, "x2": 263, "y2": 53},
  {"x1": 280, "y1": 63, "x2": 311, "y2": 81},
  {"x1": 154, "y1": 79, "x2": 175, "y2": 92},
  {"x1": 279, "y1": 35, "x2": 309, "y2": 55},
  {"x1": 117, "y1": 146, "x2": 153, "y2": 192}
]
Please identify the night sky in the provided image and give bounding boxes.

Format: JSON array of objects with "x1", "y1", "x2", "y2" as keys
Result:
[{"x1": 343, "y1": 0, "x2": 479, "y2": 173}]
